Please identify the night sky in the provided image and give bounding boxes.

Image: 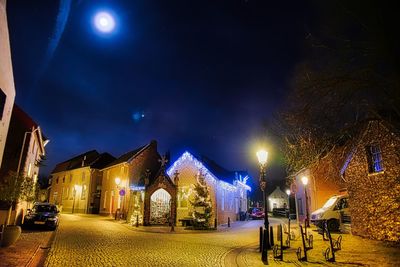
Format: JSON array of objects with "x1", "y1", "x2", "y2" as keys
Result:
[{"x1": 6, "y1": 0, "x2": 312, "y2": 194}]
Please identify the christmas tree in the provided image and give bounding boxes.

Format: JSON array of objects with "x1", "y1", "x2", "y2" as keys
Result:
[{"x1": 190, "y1": 170, "x2": 213, "y2": 229}]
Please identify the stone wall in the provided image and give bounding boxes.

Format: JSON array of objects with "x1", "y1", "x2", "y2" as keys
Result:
[{"x1": 345, "y1": 121, "x2": 400, "y2": 242}]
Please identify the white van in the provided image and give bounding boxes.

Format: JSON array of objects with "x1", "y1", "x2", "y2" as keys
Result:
[{"x1": 310, "y1": 194, "x2": 350, "y2": 231}]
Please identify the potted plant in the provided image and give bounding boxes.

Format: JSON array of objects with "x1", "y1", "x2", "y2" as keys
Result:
[{"x1": 0, "y1": 171, "x2": 35, "y2": 247}]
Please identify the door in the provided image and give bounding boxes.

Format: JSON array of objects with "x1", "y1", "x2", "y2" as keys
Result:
[{"x1": 150, "y1": 188, "x2": 171, "y2": 225}]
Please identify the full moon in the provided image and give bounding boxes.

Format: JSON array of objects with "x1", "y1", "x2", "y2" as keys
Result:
[{"x1": 94, "y1": 12, "x2": 115, "y2": 33}]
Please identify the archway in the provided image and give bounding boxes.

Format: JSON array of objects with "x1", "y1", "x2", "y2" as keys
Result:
[{"x1": 150, "y1": 188, "x2": 171, "y2": 225}]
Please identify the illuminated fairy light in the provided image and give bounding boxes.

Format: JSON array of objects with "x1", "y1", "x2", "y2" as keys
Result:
[{"x1": 167, "y1": 151, "x2": 251, "y2": 192}]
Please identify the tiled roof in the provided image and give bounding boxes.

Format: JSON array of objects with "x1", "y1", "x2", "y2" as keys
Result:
[
  {"x1": 103, "y1": 145, "x2": 147, "y2": 169},
  {"x1": 51, "y1": 150, "x2": 115, "y2": 174}
]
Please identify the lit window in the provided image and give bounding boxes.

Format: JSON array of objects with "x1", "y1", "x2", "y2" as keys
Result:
[
  {"x1": 81, "y1": 185, "x2": 87, "y2": 200},
  {"x1": 27, "y1": 163, "x2": 32, "y2": 177},
  {"x1": 366, "y1": 144, "x2": 384, "y2": 173},
  {"x1": 178, "y1": 187, "x2": 190, "y2": 208}
]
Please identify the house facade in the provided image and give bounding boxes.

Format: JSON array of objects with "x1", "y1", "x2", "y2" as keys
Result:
[
  {"x1": 267, "y1": 186, "x2": 288, "y2": 212},
  {"x1": 343, "y1": 120, "x2": 400, "y2": 242},
  {"x1": 99, "y1": 141, "x2": 160, "y2": 223},
  {"x1": 166, "y1": 151, "x2": 251, "y2": 225},
  {"x1": 49, "y1": 151, "x2": 115, "y2": 213},
  {"x1": 290, "y1": 145, "x2": 348, "y2": 223},
  {"x1": 0, "y1": 0, "x2": 16, "y2": 168},
  {"x1": 0, "y1": 105, "x2": 48, "y2": 225}
]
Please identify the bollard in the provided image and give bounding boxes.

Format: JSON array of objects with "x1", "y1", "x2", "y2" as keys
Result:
[
  {"x1": 136, "y1": 214, "x2": 139, "y2": 227},
  {"x1": 259, "y1": 227, "x2": 263, "y2": 252},
  {"x1": 228, "y1": 217, "x2": 231, "y2": 227},
  {"x1": 214, "y1": 218, "x2": 217, "y2": 229},
  {"x1": 269, "y1": 226, "x2": 274, "y2": 247},
  {"x1": 261, "y1": 229, "x2": 269, "y2": 264}
]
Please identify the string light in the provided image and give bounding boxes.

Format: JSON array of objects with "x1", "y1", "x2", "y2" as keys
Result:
[{"x1": 167, "y1": 151, "x2": 252, "y2": 192}]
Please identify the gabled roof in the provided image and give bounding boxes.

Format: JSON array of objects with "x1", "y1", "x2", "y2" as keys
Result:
[
  {"x1": 102, "y1": 141, "x2": 158, "y2": 169},
  {"x1": 51, "y1": 150, "x2": 114, "y2": 174},
  {"x1": 198, "y1": 155, "x2": 248, "y2": 184},
  {"x1": 167, "y1": 151, "x2": 251, "y2": 191}
]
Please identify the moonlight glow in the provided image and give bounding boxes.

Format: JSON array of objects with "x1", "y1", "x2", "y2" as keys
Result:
[{"x1": 94, "y1": 12, "x2": 115, "y2": 33}]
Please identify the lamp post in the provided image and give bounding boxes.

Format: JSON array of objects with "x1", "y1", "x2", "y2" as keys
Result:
[
  {"x1": 301, "y1": 176, "x2": 310, "y2": 227},
  {"x1": 257, "y1": 149, "x2": 269, "y2": 264},
  {"x1": 285, "y1": 189, "x2": 291, "y2": 246}
]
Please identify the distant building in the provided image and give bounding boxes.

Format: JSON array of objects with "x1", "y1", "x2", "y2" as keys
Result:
[
  {"x1": 49, "y1": 151, "x2": 115, "y2": 213},
  {"x1": 267, "y1": 186, "x2": 288, "y2": 212},
  {"x1": 99, "y1": 141, "x2": 160, "y2": 222},
  {"x1": 166, "y1": 151, "x2": 251, "y2": 225},
  {"x1": 0, "y1": 105, "x2": 48, "y2": 225},
  {"x1": 0, "y1": 0, "x2": 16, "y2": 168}
]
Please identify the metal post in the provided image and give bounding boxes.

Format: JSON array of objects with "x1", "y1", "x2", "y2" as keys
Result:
[
  {"x1": 300, "y1": 225, "x2": 308, "y2": 261},
  {"x1": 304, "y1": 186, "x2": 310, "y2": 227},
  {"x1": 228, "y1": 217, "x2": 230, "y2": 227},
  {"x1": 136, "y1": 214, "x2": 139, "y2": 227},
  {"x1": 263, "y1": 189, "x2": 270, "y2": 248},
  {"x1": 262, "y1": 229, "x2": 269, "y2": 264},
  {"x1": 214, "y1": 218, "x2": 217, "y2": 229},
  {"x1": 259, "y1": 226, "x2": 263, "y2": 252},
  {"x1": 269, "y1": 226, "x2": 274, "y2": 247}
]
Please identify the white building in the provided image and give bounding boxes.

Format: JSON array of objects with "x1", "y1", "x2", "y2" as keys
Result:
[
  {"x1": 267, "y1": 186, "x2": 289, "y2": 212},
  {"x1": 0, "y1": 0, "x2": 16, "y2": 168}
]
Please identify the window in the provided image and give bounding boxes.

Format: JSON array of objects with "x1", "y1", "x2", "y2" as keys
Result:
[
  {"x1": 221, "y1": 190, "x2": 225, "y2": 211},
  {"x1": 178, "y1": 187, "x2": 190, "y2": 208},
  {"x1": 62, "y1": 176, "x2": 65, "y2": 183},
  {"x1": 0, "y1": 88, "x2": 6, "y2": 120},
  {"x1": 81, "y1": 185, "x2": 87, "y2": 200},
  {"x1": 64, "y1": 187, "x2": 69, "y2": 200},
  {"x1": 366, "y1": 144, "x2": 384, "y2": 173},
  {"x1": 56, "y1": 177, "x2": 59, "y2": 184},
  {"x1": 297, "y1": 198, "x2": 304, "y2": 215},
  {"x1": 103, "y1": 191, "x2": 108, "y2": 209},
  {"x1": 69, "y1": 174, "x2": 73, "y2": 183}
]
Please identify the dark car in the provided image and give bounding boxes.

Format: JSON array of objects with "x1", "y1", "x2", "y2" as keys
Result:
[{"x1": 23, "y1": 203, "x2": 60, "y2": 230}]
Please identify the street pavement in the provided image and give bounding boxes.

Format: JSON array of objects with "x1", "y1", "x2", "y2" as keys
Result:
[
  {"x1": 44, "y1": 214, "x2": 280, "y2": 267},
  {"x1": 43, "y1": 214, "x2": 400, "y2": 266}
]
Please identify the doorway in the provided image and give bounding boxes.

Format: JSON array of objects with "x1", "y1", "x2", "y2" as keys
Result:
[{"x1": 150, "y1": 188, "x2": 171, "y2": 225}]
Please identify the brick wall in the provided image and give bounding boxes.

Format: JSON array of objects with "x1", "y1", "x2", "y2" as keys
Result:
[{"x1": 345, "y1": 121, "x2": 400, "y2": 242}]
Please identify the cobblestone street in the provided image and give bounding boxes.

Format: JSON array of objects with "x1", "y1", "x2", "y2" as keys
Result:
[
  {"x1": 44, "y1": 214, "x2": 270, "y2": 267},
  {"x1": 42, "y1": 214, "x2": 400, "y2": 267}
]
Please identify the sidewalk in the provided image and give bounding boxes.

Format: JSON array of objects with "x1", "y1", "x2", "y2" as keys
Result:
[
  {"x1": 0, "y1": 229, "x2": 55, "y2": 267},
  {"x1": 234, "y1": 223, "x2": 400, "y2": 266}
]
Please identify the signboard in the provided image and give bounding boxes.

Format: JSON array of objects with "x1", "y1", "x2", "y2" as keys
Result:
[
  {"x1": 119, "y1": 189, "x2": 126, "y2": 196},
  {"x1": 130, "y1": 185, "x2": 145, "y2": 191}
]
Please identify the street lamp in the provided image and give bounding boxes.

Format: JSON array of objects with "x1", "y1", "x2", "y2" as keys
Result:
[
  {"x1": 301, "y1": 176, "x2": 310, "y2": 227},
  {"x1": 257, "y1": 149, "x2": 269, "y2": 264}
]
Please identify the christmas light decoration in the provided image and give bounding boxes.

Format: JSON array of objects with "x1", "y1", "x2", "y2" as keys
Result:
[{"x1": 167, "y1": 151, "x2": 251, "y2": 192}]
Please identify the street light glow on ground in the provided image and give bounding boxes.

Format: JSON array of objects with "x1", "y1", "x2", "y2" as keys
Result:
[{"x1": 94, "y1": 11, "x2": 115, "y2": 33}]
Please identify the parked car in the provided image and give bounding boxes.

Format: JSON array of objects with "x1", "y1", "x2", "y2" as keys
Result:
[
  {"x1": 23, "y1": 202, "x2": 60, "y2": 230},
  {"x1": 249, "y1": 207, "x2": 265, "y2": 219},
  {"x1": 310, "y1": 194, "x2": 350, "y2": 231}
]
